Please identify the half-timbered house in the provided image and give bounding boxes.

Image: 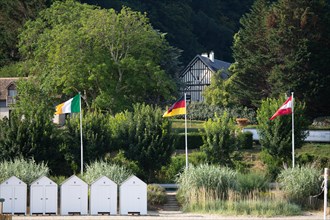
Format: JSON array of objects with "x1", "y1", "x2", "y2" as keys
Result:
[{"x1": 180, "y1": 52, "x2": 231, "y2": 102}]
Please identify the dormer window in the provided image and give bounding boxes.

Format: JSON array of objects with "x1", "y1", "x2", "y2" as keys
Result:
[
  {"x1": 7, "y1": 84, "x2": 17, "y2": 105},
  {"x1": 8, "y1": 84, "x2": 17, "y2": 97}
]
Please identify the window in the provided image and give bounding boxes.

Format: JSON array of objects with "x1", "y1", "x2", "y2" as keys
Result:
[{"x1": 8, "y1": 84, "x2": 17, "y2": 97}]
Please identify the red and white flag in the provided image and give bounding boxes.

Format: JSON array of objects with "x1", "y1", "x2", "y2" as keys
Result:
[{"x1": 270, "y1": 95, "x2": 293, "y2": 120}]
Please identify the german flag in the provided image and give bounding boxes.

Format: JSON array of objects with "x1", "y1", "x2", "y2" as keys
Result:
[{"x1": 163, "y1": 96, "x2": 186, "y2": 117}]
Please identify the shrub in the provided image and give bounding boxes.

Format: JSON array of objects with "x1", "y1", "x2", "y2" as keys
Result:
[
  {"x1": 257, "y1": 96, "x2": 308, "y2": 177},
  {"x1": 277, "y1": 165, "x2": 322, "y2": 207},
  {"x1": 83, "y1": 160, "x2": 132, "y2": 184},
  {"x1": 156, "y1": 151, "x2": 207, "y2": 183},
  {"x1": 0, "y1": 157, "x2": 49, "y2": 184},
  {"x1": 174, "y1": 133, "x2": 204, "y2": 150},
  {"x1": 236, "y1": 172, "x2": 269, "y2": 196},
  {"x1": 147, "y1": 184, "x2": 167, "y2": 206},
  {"x1": 237, "y1": 131, "x2": 253, "y2": 149},
  {"x1": 201, "y1": 112, "x2": 238, "y2": 166}
]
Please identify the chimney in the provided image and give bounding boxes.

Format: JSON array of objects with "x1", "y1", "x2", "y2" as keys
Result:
[{"x1": 209, "y1": 51, "x2": 214, "y2": 62}]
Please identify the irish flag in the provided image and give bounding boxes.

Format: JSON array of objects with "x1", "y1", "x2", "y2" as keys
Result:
[
  {"x1": 270, "y1": 95, "x2": 293, "y2": 120},
  {"x1": 163, "y1": 96, "x2": 186, "y2": 117},
  {"x1": 55, "y1": 94, "x2": 80, "y2": 115}
]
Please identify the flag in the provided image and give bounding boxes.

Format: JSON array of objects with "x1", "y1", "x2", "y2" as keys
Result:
[
  {"x1": 163, "y1": 96, "x2": 186, "y2": 117},
  {"x1": 55, "y1": 94, "x2": 80, "y2": 115},
  {"x1": 270, "y1": 95, "x2": 293, "y2": 120}
]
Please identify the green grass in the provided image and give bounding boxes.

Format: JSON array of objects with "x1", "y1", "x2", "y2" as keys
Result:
[
  {"x1": 296, "y1": 143, "x2": 330, "y2": 158},
  {"x1": 171, "y1": 119, "x2": 205, "y2": 133},
  {"x1": 183, "y1": 199, "x2": 302, "y2": 217}
]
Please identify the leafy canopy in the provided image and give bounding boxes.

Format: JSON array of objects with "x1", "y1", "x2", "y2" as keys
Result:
[{"x1": 18, "y1": 0, "x2": 178, "y2": 113}]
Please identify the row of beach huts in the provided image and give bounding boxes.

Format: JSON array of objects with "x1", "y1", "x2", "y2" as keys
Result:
[{"x1": 0, "y1": 175, "x2": 147, "y2": 216}]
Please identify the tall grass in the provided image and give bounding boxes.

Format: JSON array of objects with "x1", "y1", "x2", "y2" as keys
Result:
[
  {"x1": 176, "y1": 164, "x2": 302, "y2": 216},
  {"x1": 277, "y1": 165, "x2": 322, "y2": 208},
  {"x1": 176, "y1": 164, "x2": 237, "y2": 204},
  {"x1": 83, "y1": 160, "x2": 133, "y2": 184},
  {"x1": 0, "y1": 157, "x2": 49, "y2": 184}
]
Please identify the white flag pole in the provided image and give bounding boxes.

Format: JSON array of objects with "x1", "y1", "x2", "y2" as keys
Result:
[
  {"x1": 291, "y1": 92, "x2": 295, "y2": 168},
  {"x1": 184, "y1": 93, "x2": 188, "y2": 169},
  {"x1": 79, "y1": 92, "x2": 84, "y2": 175},
  {"x1": 324, "y1": 168, "x2": 328, "y2": 220}
]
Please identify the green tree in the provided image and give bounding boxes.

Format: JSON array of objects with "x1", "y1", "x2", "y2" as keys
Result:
[
  {"x1": 227, "y1": 0, "x2": 272, "y2": 108},
  {"x1": 0, "y1": 0, "x2": 48, "y2": 66},
  {"x1": 201, "y1": 112, "x2": 237, "y2": 166},
  {"x1": 61, "y1": 110, "x2": 112, "y2": 173},
  {"x1": 229, "y1": 0, "x2": 330, "y2": 117},
  {"x1": 0, "y1": 79, "x2": 69, "y2": 175},
  {"x1": 121, "y1": 103, "x2": 175, "y2": 182},
  {"x1": 257, "y1": 96, "x2": 308, "y2": 171},
  {"x1": 18, "y1": 0, "x2": 178, "y2": 113},
  {"x1": 203, "y1": 70, "x2": 235, "y2": 107},
  {"x1": 266, "y1": 0, "x2": 330, "y2": 117}
]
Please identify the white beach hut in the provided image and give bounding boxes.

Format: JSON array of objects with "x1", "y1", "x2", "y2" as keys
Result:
[
  {"x1": 0, "y1": 176, "x2": 27, "y2": 215},
  {"x1": 119, "y1": 175, "x2": 147, "y2": 215},
  {"x1": 90, "y1": 176, "x2": 117, "y2": 215},
  {"x1": 60, "y1": 175, "x2": 88, "y2": 215},
  {"x1": 30, "y1": 176, "x2": 58, "y2": 215}
]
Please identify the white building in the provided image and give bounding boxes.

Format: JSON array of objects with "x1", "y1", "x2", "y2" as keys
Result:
[
  {"x1": 60, "y1": 175, "x2": 88, "y2": 215},
  {"x1": 0, "y1": 176, "x2": 27, "y2": 215},
  {"x1": 30, "y1": 176, "x2": 58, "y2": 215},
  {"x1": 120, "y1": 175, "x2": 147, "y2": 215},
  {"x1": 90, "y1": 176, "x2": 117, "y2": 215}
]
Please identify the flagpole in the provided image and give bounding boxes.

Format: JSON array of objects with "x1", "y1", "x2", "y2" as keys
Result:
[
  {"x1": 291, "y1": 92, "x2": 295, "y2": 168},
  {"x1": 184, "y1": 93, "x2": 188, "y2": 169},
  {"x1": 79, "y1": 92, "x2": 84, "y2": 175}
]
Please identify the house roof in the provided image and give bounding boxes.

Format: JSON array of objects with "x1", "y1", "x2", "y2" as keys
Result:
[
  {"x1": 198, "y1": 55, "x2": 231, "y2": 73},
  {"x1": 180, "y1": 55, "x2": 231, "y2": 79},
  {"x1": 0, "y1": 77, "x2": 20, "y2": 100}
]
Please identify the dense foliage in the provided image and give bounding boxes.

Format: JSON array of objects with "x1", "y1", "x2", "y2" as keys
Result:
[
  {"x1": 0, "y1": 80, "x2": 69, "y2": 175},
  {"x1": 201, "y1": 112, "x2": 238, "y2": 166},
  {"x1": 18, "y1": 0, "x2": 179, "y2": 113},
  {"x1": 79, "y1": 0, "x2": 254, "y2": 64},
  {"x1": 228, "y1": 0, "x2": 330, "y2": 117},
  {"x1": 120, "y1": 103, "x2": 175, "y2": 182},
  {"x1": 257, "y1": 96, "x2": 309, "y2": 177}
]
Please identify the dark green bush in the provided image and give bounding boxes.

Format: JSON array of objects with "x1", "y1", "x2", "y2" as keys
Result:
[
  {"x1": 174, "y1": 133, "x2": 204, "y2": 150},
  {"x1": 237, "y1": 131, "x2": 253, "y2": 149},
  {"x1": 236, "y1": 172, "x2": 269, "y2": 196}
]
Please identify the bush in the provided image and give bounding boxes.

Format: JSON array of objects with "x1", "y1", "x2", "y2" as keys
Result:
[
  {"x1": 237, "y1": 131, "x2": 253, "y2": 149},
  {"x1": 147, "y1": 184, "x2": 167, "y2": 206},
  {"x1": 277, "y1": 165, "x2": 322, "y2": 207},
  {"x1": 0, "y1": 157, "x2": 49, "y2": 184},
  {"x1": 174, "y1": 133, "x2": 204, "y2": 150},
  {"x1": 257, "y1": 96, "x2": 308, "y2": 176},
  {"x1": 156, "y1": 151, "x2": 207, "y2": 183},
  {"x1": 201, "y1": 112, "x2": 238, "y2": 166},
  {"x1": 83, "y1": 160, "x2": 133, "y2": 184},
  {"x1": 236, "y1": 172, "x2": 269, "y2": 196}
]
